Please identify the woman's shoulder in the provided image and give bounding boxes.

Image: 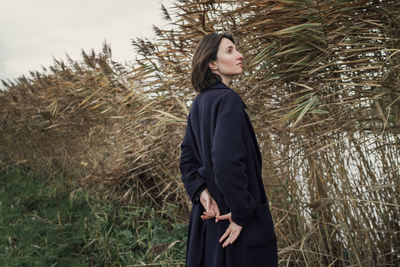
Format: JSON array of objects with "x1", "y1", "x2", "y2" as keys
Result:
[
  {"x1": 194, "y1": 83, "x2": 246, "y2": 110},
  {"x1": 198, "y1": 82, "x2": 241, "y2": 100},
  {"x1": 201, "y1": 82, "x2": 233, "y2": 93}
]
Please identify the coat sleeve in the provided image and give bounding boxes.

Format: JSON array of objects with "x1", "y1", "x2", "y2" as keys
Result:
[
  {"x1": 211, "y1": 92, "x2": 256, "y2": 227},
  {"x1": 179, "y1": 112, "x2": 207, "y2": 203}
]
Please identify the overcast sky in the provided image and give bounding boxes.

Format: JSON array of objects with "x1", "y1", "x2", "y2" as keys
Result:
[{"x1": 0, "y1": 0, "x2": 174, "y2": 84}]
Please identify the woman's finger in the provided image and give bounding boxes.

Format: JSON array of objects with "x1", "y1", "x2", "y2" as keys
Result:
[
  {"x1": 201, "y1": 210, "x2": 216, "y2": 219},
  {"x1": 207, "y1": 200, "x2": 212, "y2": 211},
  {"x1": 221, "y1": 223, "x2": 242, "y2": 247},
  {"x1": 200, "y1": 190, "x2": 212, "y2": 212},
  {"x1": 230, "y1": 231, "x2": 239, "y2": 243},
  {"x1": 222, "y1": 237, "x2": 231, "y2": 248},
  {"x1": 211, "y1": 201, "x2": 220, "y2": 220},
  {"x1": 219, "y1": 228, "x2": 230, "y2": 243},
  {"x1": 203, "y1": 211, "x2": 215, "y2": 217},
  {"x1": 215, "y1": 208, "x2": 220, "y2": 217},
  {"x1": 204, "y1": 198, "x2": 211, "y2": 212},
  {"x1": 222, "y1": 232, "x2": 235, "y2": 248},
  {"x1": 216, "y1": 213, "x2": 230, "y2": 221},
  {"x1": 211, "y1": 199, "x2": 220, "y2": 213},
  {"x1": 201, "y1": 215, "x2": 213, "y2": 220}
]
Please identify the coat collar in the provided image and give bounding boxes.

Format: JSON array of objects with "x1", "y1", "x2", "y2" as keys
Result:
[
  {"x1": 206, "y1": 82, "x2": 231, "y2": 90},
  {"x1": 204, "y1": 82, "x2": 247, "y2": 109}
]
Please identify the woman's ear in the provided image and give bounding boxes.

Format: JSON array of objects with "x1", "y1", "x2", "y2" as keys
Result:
[{"x1": 208, "y1": 61, "x2": 218, "y2": 71}]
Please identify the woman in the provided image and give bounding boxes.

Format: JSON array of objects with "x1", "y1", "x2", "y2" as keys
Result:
[{"x1": 179, "y1": 33, "x2": 278, "y2": 267}]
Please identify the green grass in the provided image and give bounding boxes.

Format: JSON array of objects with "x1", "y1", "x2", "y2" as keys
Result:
[{"x1": 0, "y1": 165, "x2": 187, "y2": 266}]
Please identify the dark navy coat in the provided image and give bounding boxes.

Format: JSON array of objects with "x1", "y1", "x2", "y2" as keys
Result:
[{"x1": 179, "y1": 82, "x2": 278, "y2": 267}]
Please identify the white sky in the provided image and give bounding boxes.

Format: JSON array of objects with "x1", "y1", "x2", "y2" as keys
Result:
[{"x1": 0, "y1": 0, "x2": 175, "y2": 84}]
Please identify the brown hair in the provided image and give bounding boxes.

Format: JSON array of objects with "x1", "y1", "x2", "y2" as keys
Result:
[{"x1": 191, "y1": 33, "x2": 235, "y2": 93}]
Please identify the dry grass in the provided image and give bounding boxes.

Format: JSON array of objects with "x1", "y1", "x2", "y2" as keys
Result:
[{"x1": 1, "y1": 0, "x2": 400, "y2": 265}]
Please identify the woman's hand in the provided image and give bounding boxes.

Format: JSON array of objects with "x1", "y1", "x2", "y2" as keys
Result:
[
  {"x1": 216, "y1": 213, "x2": 243, "y2": 248},
  {"x1": 199, "y1": 188, "x2": 220, "y2": 221}
]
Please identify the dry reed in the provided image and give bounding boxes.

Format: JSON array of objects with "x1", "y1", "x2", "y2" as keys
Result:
[{"x1": 1, "y1": 0, "x2": 399, "y2": 265}]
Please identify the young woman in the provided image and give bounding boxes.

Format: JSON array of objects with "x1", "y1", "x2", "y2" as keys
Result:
[{"x1": 179, "y1": 33, "x2": 278, "y2": 267}]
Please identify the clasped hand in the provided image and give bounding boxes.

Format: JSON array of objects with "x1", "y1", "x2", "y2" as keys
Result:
[{"x1": 199, "y1": 188, "x2": 243, "y2": 248}]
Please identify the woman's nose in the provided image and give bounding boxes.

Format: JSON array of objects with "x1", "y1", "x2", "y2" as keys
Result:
[{"x1": 236, "y1": 52, "x2": 243, "y2": 59}]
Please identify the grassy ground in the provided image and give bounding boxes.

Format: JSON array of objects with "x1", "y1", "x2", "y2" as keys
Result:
[{"x1": 0, "y1": 164, "x2": 187, "y2": 266}]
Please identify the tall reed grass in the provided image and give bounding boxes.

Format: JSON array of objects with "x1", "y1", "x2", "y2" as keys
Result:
[{"x1": 1, "y1": 0, "x2": 399, "y2": 265}]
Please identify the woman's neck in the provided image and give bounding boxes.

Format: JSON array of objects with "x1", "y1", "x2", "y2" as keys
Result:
[{"x1": 220, "y1": 75, "x2": 232, "y2": 87}]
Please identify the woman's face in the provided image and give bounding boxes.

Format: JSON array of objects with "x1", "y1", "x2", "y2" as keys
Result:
[{"x1": 209, "y1": 37, "x2": 243, "y2": 84}]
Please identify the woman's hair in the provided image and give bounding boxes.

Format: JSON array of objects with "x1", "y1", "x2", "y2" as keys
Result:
[{"x1": 191, "y1": 32, "x2": 235, "y2": 93}]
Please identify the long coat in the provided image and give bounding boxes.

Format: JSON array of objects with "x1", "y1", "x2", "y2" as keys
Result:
[{"x1": 179, "y1": 82, "x2": 278, "y2": 267}]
